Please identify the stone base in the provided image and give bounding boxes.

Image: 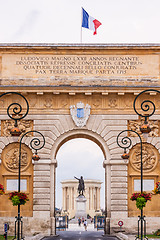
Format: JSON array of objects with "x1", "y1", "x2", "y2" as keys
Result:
[
  {"x1": 110, "y1": 217, "x2": 160, "y2": 235},
  {"x1": 0, "y1": 216, "x2": 51, "y2": 236},
  {"x1": 1, "y1": 216, "x2": 160, "y2": 236},
  {"x1": 75, "y1": 195, "x2": 87, "y2": 219},
  {"x1": 113, "y1": 228, "x2": 125, "y2": 233},
  {"x1": 105, "y1": 218, "x2": 110, "y2": 234}
]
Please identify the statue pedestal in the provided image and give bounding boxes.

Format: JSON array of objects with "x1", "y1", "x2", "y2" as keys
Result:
[{"x1": 75, "y1": 195, "x2": 87, "y2": 219}]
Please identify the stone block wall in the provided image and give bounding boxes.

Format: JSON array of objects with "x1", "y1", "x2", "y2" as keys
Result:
[{"x1": 0, "y1": 111, "x2": 160, "y2": 235}]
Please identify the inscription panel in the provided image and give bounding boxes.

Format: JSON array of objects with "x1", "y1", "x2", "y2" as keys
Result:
[
  {"x1": 6, "y1": 179, "x2": 27, "y2": 191},
  {"x1": 134, "y1": 179, "x2": 154, "y2": 191},
  {"x1": 2, "y1": 54, "x2": 159, "y2": 79}
]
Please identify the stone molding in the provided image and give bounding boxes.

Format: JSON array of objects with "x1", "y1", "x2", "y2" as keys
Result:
[{"x1": 0, "y1": 93, "x2": 160, "y2": 115}]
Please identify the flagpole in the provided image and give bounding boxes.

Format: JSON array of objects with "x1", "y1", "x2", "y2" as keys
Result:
[{"x1": 81, "y1": 7, "x2": 82, "y2": 43}]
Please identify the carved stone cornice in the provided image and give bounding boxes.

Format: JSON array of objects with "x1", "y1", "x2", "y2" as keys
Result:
[{"x1": 0, "y1": 92, "x2": 159, "y2": 115}]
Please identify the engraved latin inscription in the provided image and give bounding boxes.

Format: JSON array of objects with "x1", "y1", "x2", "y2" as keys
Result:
[
  {"x1": 2, "y1": 54, "x2": 159, "y2": 78},
  {"x1": 16, "y1": 55, "x2": 141, "y2": 75}
]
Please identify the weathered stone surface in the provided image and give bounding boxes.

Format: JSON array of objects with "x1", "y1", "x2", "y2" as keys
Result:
[
  {"x1": 111, "y1": 171, "x2": 128, "y2": 177},
  {"x1": 110, "y1": 212, "x2": 128, "y2": 219},
  {"x1": 33, "y1": 205, "x2": 50, "y2": 211},
  {"x1": 34, "y1": 199, "x2": 50, "y2": 205},
  {"x1": 34, "y1": 171, "x2": 50, "y2": 176},
  {"x1": 111, "y1": 194, "x2": 127, "y2": 200},
  {"x1": 33, "y1": 182, "x2": 50, "y2": 188},
  {"x1": 111, "y1": 205, "x2": 128, "y2": 211},
  {"x1": 34, "y1": 164, "x2": 50, "y2": 171},
  {"x1": 111, "y1": 183, "x2": 127, "y2": 188},
  {"x1": 111, "y1": 177, "x2": 127, "y2": 182},
  {"x1": 111, "y1": 200, "x2": 128, "y2": 205},
  {"x1": 33, "y1": 211, "x2": 50, "y2": 218},
  {"x1": 33, "y1": 194, "x2": 50, "y2": 199},
  {"x1": 111, "y1": 188, "x2": 128, "y2": 194},
  {"x1": 33, "y1": 188, "x2": 50, "y2": 193},
  {"x1": 34, "y1": 176, "x2": 50, "y2": 182},
  {"x1": 111, "y1": 165, "x2": 127, "y2": 171}
]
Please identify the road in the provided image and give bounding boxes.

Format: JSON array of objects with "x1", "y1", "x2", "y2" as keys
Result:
[{"x1": 42, "y1": 231, "x2": 118, "y2": 240}]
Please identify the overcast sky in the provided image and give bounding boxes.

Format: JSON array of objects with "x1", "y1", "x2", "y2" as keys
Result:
[{"x1": 1, "y1": 0, "x2": 160, "y2": 44}]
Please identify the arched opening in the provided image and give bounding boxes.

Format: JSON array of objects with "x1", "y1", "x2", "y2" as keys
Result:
[
  {"x1": 55, "y1": 135, "x2": 106, "y2": 232},
  {"x1": 54, "y1": 133, "x2": 107, "y2": 159}
]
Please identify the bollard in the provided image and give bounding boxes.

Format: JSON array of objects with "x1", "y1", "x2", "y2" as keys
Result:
[
  {"x1": 4, "y1": 232, "x2": 7, "y2": 239},
  {"x1": 4, "y1": 223, "x2": 9, "y2": 239}
]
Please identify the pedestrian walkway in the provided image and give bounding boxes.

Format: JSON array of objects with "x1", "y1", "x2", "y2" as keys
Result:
[
  {"x1": 42, "y1": 231, "x2": 118, "y2": 240},
  {"x1": 42, "y1": 223, "x2": 118, "y2": 240},
  {"x1": 67, "y1": 223, "x2": 97, "y2": 231}
]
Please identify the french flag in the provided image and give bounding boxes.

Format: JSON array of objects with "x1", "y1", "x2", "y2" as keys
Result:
[{"x1": 82, "y1": 8, "x2": 102, "y2": 35}]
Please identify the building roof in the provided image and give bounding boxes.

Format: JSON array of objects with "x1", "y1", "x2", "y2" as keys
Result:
[{"x1": 1, "y1": 43, "x2": 160, "y2": 49}]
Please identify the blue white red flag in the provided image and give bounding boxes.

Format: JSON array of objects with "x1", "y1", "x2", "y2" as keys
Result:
[{"x1": 82, "y1": 8, "x2": 102, "y2": 35}]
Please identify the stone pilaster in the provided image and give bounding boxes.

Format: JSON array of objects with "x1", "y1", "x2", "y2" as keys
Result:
[
  {"x1": 50, "y1": 159, "x2": 57, "y2": 235},
  {"x1": 111, "y1": 164, "x2": 128, "y2": 218},
  {"x1": 33, "y1": 163, "x2": 51, "y2": 217},
  {"x1": 103, "y1": 159, "x2": 111, "y2": 234}
]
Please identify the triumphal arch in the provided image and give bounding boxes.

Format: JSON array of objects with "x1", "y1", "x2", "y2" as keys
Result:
[{"x1": 0, "y1": 44, "x2": 160, "y2": 236}]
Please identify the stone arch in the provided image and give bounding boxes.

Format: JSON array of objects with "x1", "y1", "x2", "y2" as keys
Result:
[
  {"x1": 49, "y1": 129, "x2": 111, "y2": 234},
  {"x1": 51, "y1": 129, "x2": 111, "y2": 162}
]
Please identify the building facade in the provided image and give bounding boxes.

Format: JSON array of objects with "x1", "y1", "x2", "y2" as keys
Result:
[
  {"x1": 61, "y1": 179, "x2": 102, "y2": 218},
  {"x1": 0, "y1": 44, "x2": 160, "y2": 236}
]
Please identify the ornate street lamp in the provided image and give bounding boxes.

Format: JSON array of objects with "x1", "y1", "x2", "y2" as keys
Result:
[
  {"x1": 116, "y1": 89, "x2": 159, "y2": 240},
  {"x1": 16, "y1": 130, "x2": 45, "y2": 240},
  {"x1": 0, "y1": 92, "x2": 45, "y2": 240},
  {"x1": 0, "y1": 92, "x2": 29, "y2": 136},
  {"x1": 133, "y1": 89, "x2": 153, "y2": 141},
  {"x1": 117, "y1": 129, "x2": 146, "y2": 240}
]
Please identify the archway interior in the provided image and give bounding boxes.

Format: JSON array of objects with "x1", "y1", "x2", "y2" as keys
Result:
[{"x1": 56, "y1": 138, "x2": 105, "y2": 211}]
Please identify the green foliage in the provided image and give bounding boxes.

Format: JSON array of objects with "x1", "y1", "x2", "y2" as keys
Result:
[
  {"x1": 146, "y1": 235, "x2": 160, "y2": 238},
  {"x1": 0, "y1": 236, "x2": 14, "y2": 239},
  {"x1": 9, "y1": 191, "x2": 29, "y2": 206},
  {"x1": 155, "y1": 229, "x2": 160, "y2": 236},
  {"x1": 11, "y1": 195, "x2": 20, "y2": 206},
  {"x1": 136, "y1": 197, "x2": 146, "y2": 210},
  {"x1": 136, "y1": 234, "x2": 160, "y2": 238}
]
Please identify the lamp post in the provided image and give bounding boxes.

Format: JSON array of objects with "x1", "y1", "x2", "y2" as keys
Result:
[
  {"x1": 116, "y1": 89, "x2": 160, "y2": 240},
  {"x1": 117, "y1": 130, "x2": 146, "y2": 240},
  {"x1": 0, "y1": 92, "x2": 29, "y2": 136},
  {"x1": 16, "y1": 130, "x2": 45, "y2": 240},
  {"x1": 0, "y1": 92, "x2": 45, "y2": 240}
]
